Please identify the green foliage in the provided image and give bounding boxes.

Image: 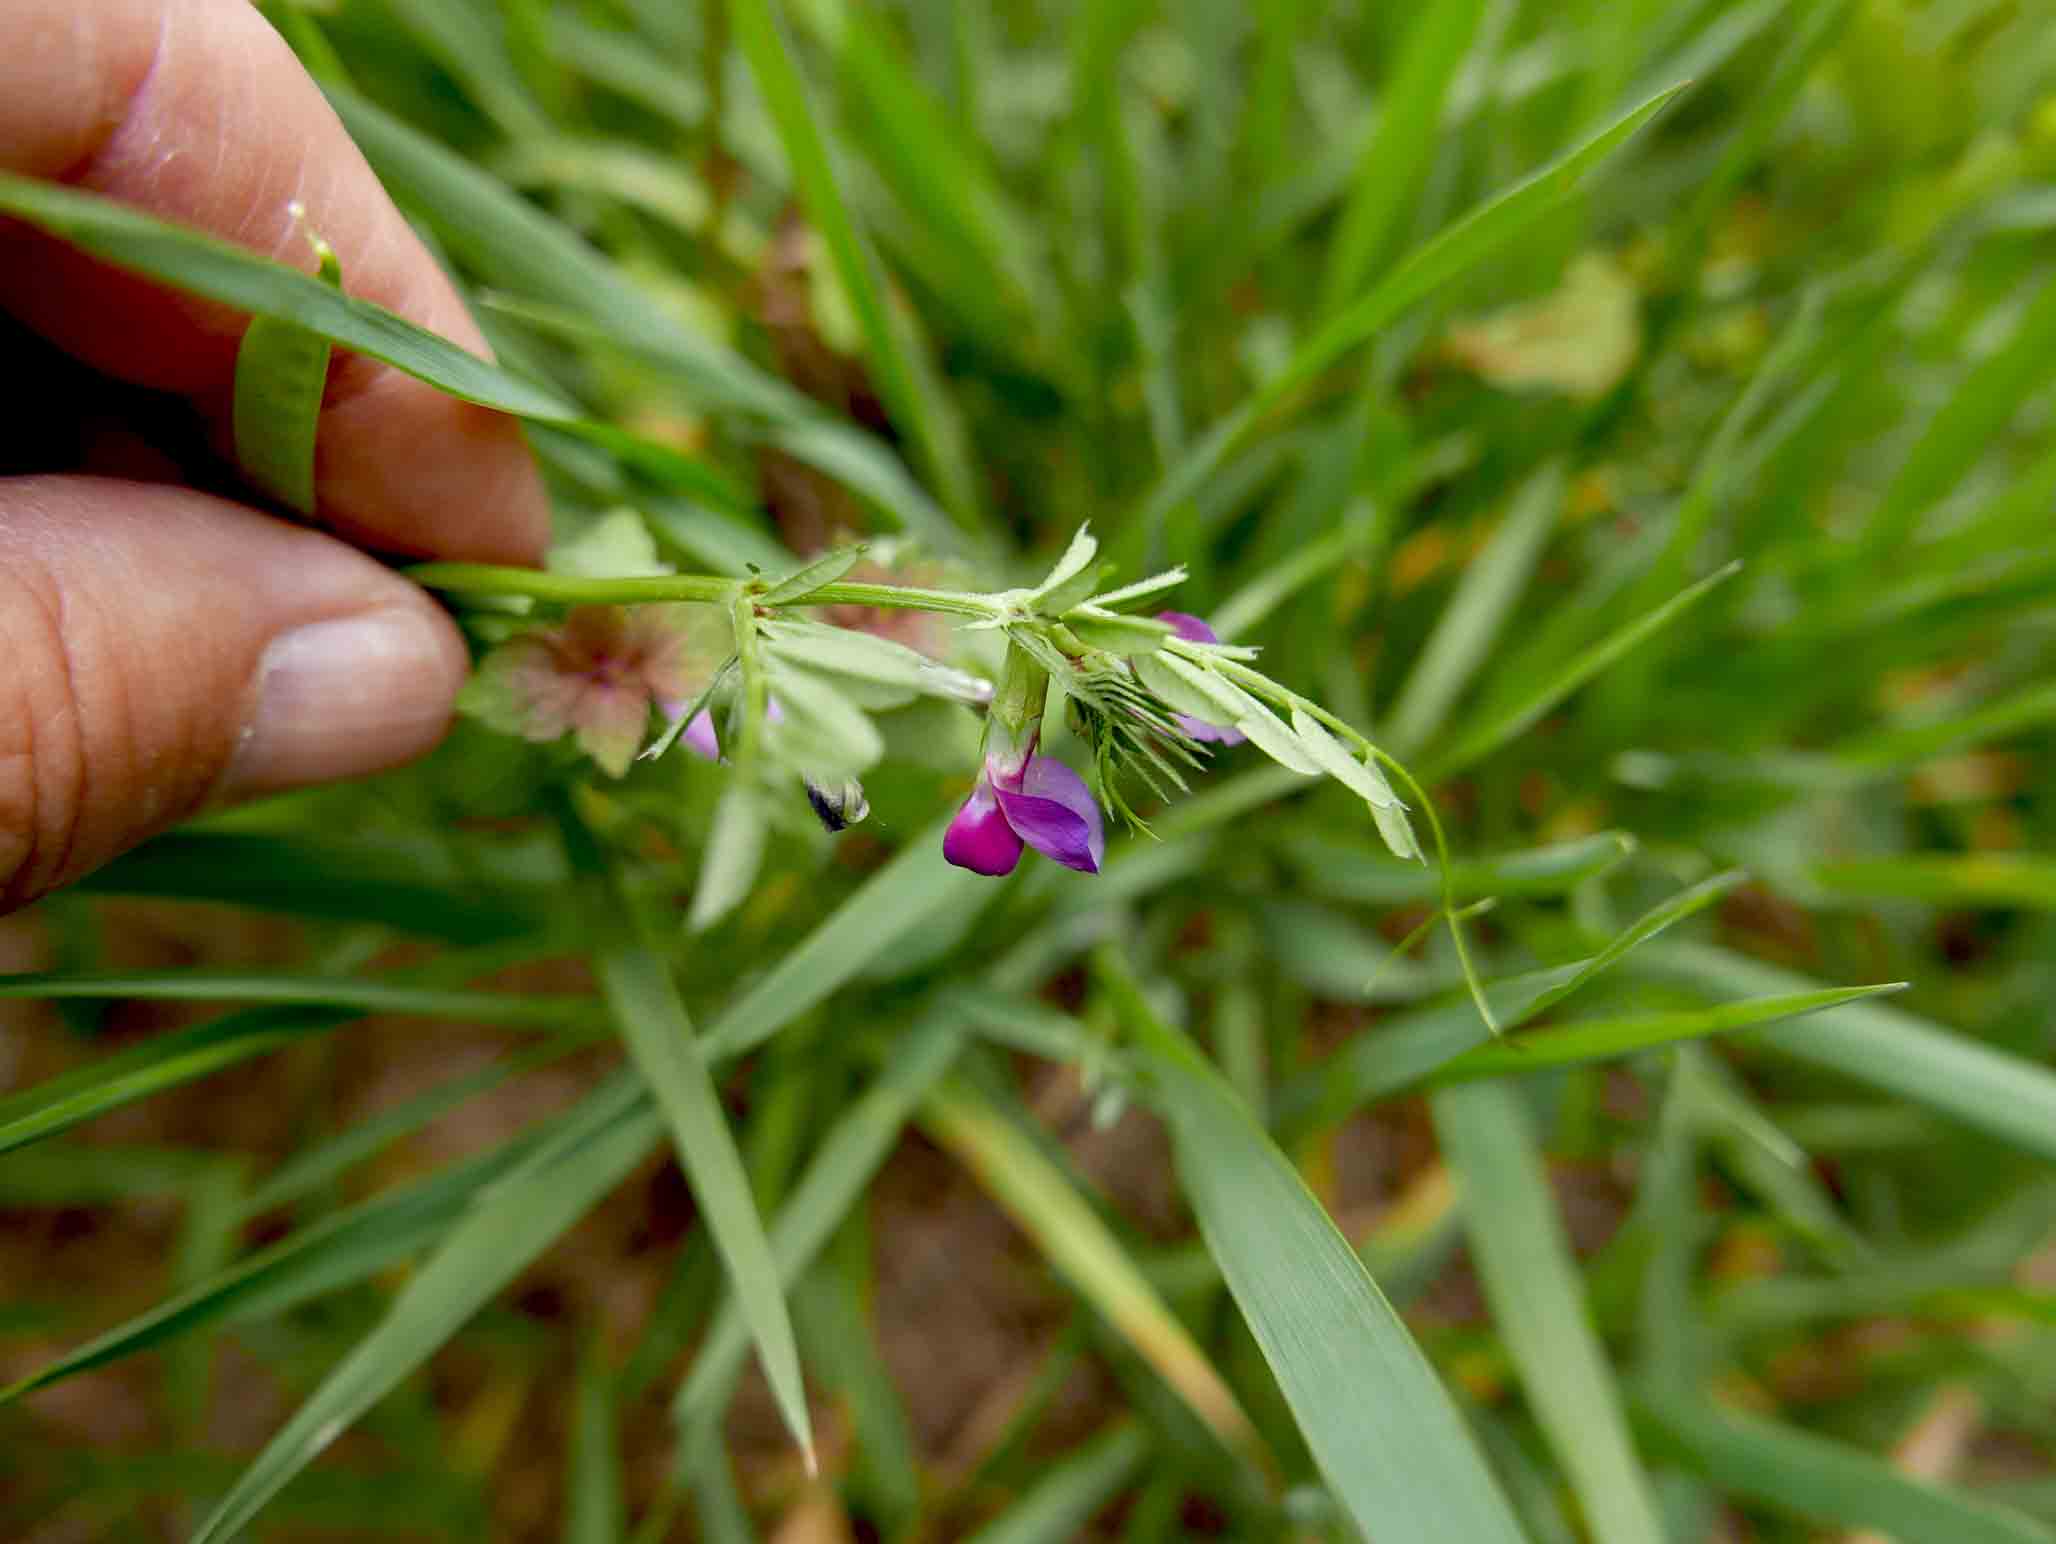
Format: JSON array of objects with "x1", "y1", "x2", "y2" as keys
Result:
[{"x1": 7, "y1": 0, "x2": 2056, "y2": 1539}]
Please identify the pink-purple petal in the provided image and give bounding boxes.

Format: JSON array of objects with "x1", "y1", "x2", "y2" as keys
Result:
[
  {"x1": 682, "y1": 709, "x2": 721, "y2": 761},
  {"x1": 1151, "y1": 614, "x2": 1244, "y2": 742},
  {"x1": 993, "y1": 756, "x2": 1105, "y2": 874},
  {"x1": 1156, "y1": 611, "x2": 1221, "y2": 645},
  {"x1": 1174, "y1": 713, "x2": 1247, "y2": 746},
  {"x1": 943, "y1": 783, "x2": 1025, "y2": 876}
]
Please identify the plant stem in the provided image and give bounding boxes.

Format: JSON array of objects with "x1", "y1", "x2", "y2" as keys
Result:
[
  {"x1": 406, "y1": 564, "x2": 1000, "y2": 619},
  {"x1": 982, "y1": 639, "x2": 1051, "y2": 779},
  {"x1": 407, "y1": 565, "x2": 736, "y2": 605},
  {"x1": 730, "y1": 591, "x2": 769, "y2": 770}
]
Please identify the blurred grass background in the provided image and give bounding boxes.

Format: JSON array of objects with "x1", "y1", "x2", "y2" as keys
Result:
[{"x1": 4, "y1": 0, "x2": 2056, "y2": 1539}]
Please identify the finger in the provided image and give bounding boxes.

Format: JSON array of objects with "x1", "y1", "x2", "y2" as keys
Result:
[
  {"x1": 0, "y1": 475, "x2": 469, "y2": 913},
  {"x1": 0, "y1": 0, "x2": 549, "y2": 563}
]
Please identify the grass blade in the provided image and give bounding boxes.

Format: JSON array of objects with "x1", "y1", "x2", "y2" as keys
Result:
[
  {"x1": 1427, "y1": 560, "x2": 1742, "y2": 778},
  {"x1": 1275, "y1": 871, "x2": 1744, "y2": 1134},
  {"x1": 231, "y1": 209, "x2": 339, "y2": 515},
  {"x1": 1812, "y1": 855, "x2": 2056, "y2": 910},
  {"x1": 1637, "y1": 943, "x2": 2056, "y2": 1164},
  {"x1": 0, "y1": 1137, "x2": 539, "y2": 1407},
  {"x1": 920, "y1": 1077, "x2": 1262, "y2": 1463},
  {"x1": 1385, "y1": 462, "x2": 1564, "y2": 754},
  {"x1": 1138, "y1": 85, "x2": 1683, "y2": 532},
  {"x1": 1320, "y1": 0, "x2": 1490, "y2": 315},
  {"x1": 189, "y1": 1076, "x2": 660, "y2": 1543},
  {"x1": 674, "y1": 1010, "x2": 962, "y2": 1434},
  {"x1": 73, "y1": 831, "x2": 550, "y2": 941},
  {"x1": 1639, "y1": 1391, "x2": 2055, "y2": 1544},
  {"x1": 595, "y1": 937, "x2": 812, "y2": 1462},
  {"x1": 0, "y1": 171, "x2": 577, "y2": 420},
  {"x1": 701, "y1": 818, "x2": 992, "y2": 1059},
  {"x1": 1865, "y1": 274, "x2": 2056, "y2": 556},
  {"x1": 1101, "y1": 961, "x2": 1530, "y2": 1544},
  {"x1": 1832, "y1": 678, "x2": 2056, "y2": 770},
  {"x1": 787, "y1": 0, "x2": 1047, "y2": 359},
  {"x1": 566, "y1": 1341, "x2": 627, "y2": 1544},
  {"x1": 0, "y1": 972, "x2": 593, "y2": 1027},
  {"x1": 241, "y1": 1042, "x2": 579, "y2": 1215},
  {"x1": 1427, "y1": 984, "x2": 1910, "y2": 1086},
  {"x1": 1433, "y1": 1081, "x2": 1666, "y2": 1544},
  {"x1": 1275, "y1": 829, "x2": 1636, "y2": 904},
  {"x1": 322, "y1": 83, "x2": 972, "y2": 556},
  {"x1": 961, "y1": 1424, "x2": 1149, "y2": 1544},
  {"x1": 728, "y1": 0, "x2": 985, "y2": 531},
  {"x1": 0, "y1": 1005, "x2": 350, "y2": 1157}
]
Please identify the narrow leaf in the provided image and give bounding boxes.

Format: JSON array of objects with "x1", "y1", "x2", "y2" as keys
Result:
[
  {"x1": 1639, "y1": 1392, "x2": 2055, "y2": 1544},
  {"x1": 0, "y1": 171, "x2": 576, "y2": 421},
  {"x1": 1276, "y1": 830, "x2": 1636, "y2": 904},
  {"x1": 0, "y1": 1137, "x2": 538, "y2": 1407},
  {"x1": 921, "y1": 1079, "x2": 1262, "y2": 1462},
  {"x1": 1136, "y1": 84, "x2": 1684, "y2": 531},
  {"x1": 0, "y1": 1005, "x2": 349, "y2": 1157},
  {"x1": 758, "y1": 546, "x2": 866, "y2": 606},
  {"x1": 1637, "y1": 943, "x2": 2056, "y2": 1165},
  {"x1": 232, "y1": 207, "x2": 339, "y2": 515},
  {"x1": 689, "y1": 787, "x2": 768, "y2": 933},
  {"x1": 1276, "y1": 872, "x2": 1745, "y2": 1134},
  {"x1": 190, "y1": 1077, "x2": 660, "y2": 1543},
  {"x1": 1386, "y1": 463, "x2": 1563, "y2": 755},
  {"x1": 1320, "y1": 0, "x2": 1491, "y2": 313},
  {"x1": 1107, "y1": 971, "x2": 1529, "y2": 1544},
  {"x1": 566, "y1": 1343, "x2": 627, "y2": 1544},
  {"x1": 1428, "y1": 984, "x2": 1910, "y2": 1086},
  {"x1": 0, "y1": 972, "x2": 592, "y2": 1027},
  {"x1": 596, "y1": 941, "x2": 812, "y2": 1460},
  {"x1": 701, "y1": 820, "x2": 992, "y2": 1059},
  {"x1": 674, "y1": 1011, "x2": 962, "y2": 1432},
  {"x1": 728, "y1": 0, "x2": 984, "y2": 529},
  {"x1": 1433, "y1": 1083, "x2": 1666, "y2": 1544},
  {"x1": 1428, "y1": 560, "x2": 1741, "y2": 778},
  {"x1": 961, "y1": 1424, "x2": 1150, "y2": 1544}
]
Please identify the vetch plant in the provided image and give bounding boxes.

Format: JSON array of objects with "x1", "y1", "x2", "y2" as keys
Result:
[
  {"x1": 2, "y1": 4, "x2": 2054, "y2": 1542},
  {"x1": 430, "y1": 522, "x2": 1436, "y2": 895}
]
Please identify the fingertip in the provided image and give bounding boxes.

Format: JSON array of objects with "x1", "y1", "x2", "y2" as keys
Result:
[
  {"x1": 0, "y1": 477, "x2": 477, "y2": 910},
  {"x1": 217, "y1": 598, "x2": 468, "y2": 803},
  {"x1": 2, "y1": 0, "x2": 552, "y2": 566},
  {"x1": 317, "y1": 376, "x2": 553, "y2": 564}
]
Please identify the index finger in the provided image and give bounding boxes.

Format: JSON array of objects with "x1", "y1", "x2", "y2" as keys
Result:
[{"x1": 0, "y1": 0, "x2": 549, "y2": 562}]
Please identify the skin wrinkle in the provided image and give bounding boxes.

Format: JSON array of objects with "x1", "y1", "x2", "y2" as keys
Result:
[
  {"x1": 0, "y1": 1, "x2": 547, "y2": 906},
  {"x1": 0, "y1": 478, "x2": 471, "y2": 910},
  {"x1": 2, "y1": 0, "x2": 547, "y2": 561},
  {"x1": 0, "y1": 557, "x2": 87, "y2": 910}
]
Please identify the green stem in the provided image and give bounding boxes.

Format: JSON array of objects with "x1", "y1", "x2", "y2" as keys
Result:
[
  {"x1": 730, "y1": 591, "x2": 769, "y2": 771},
  {"x1": 406, "y1": 564, "x2": 1000, "y2": 620},
  {"x1": 803, "y1": 581, "x2": 998, "y2": 618},
  {"x1": 982, "y1": 639, "x2": 1052, "y2": 779},
  {"x1": 1370, "y1": 750, "x2": 1499, "y2": 1036},
  {"x1": 1202, "y1": 650, "x2": 1498, "y2": 1035},
  {"x1": 407, "y1": 565, "x2": 735, "y2": 605}
]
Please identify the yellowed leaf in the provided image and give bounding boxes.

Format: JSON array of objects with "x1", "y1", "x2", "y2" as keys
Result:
[{"x1": 1446, "y1": 252, "x2": 1641, "y2": 401}]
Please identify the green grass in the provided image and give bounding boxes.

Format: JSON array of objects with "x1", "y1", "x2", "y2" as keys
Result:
[{"x1": 4, "y1": 0, "x2": 2056, "y2": 1539}]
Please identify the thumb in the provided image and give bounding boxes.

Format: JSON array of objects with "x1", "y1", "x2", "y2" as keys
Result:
[{"x1": 1, "y1": 476, "x2": 467, "y2": 913}]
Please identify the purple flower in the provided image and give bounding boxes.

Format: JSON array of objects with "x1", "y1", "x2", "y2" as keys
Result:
[
  {"x1": 466, "y1": 605, "x2": 700, "y2": 776},
  {"x1": 677, "y1": 698, "x2": 784, "y2": 761},
  {"x1": 1155, "y1": 612, "x2": 1246, "y2": 745},
  {"x1": 682, "y1": 708, "x2": 722, "y2": 760},
  {"x1": 944, "y1": 755, "x2": 1106, "y2": 877}
]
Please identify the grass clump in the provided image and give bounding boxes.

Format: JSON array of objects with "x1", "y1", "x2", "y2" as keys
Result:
[{"x1": 4, "y1": 1, "x2": 2056, "y2": 1540}]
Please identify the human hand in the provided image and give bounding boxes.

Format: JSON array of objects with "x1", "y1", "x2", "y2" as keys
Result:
[{"x1": 0, "y1": 0, "x2": 549, "y2": 912}]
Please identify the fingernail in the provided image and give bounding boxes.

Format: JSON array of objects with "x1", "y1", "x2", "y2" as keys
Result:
[{"x1": 219, "y1": 610, "x2": 457, "y2": 801}]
